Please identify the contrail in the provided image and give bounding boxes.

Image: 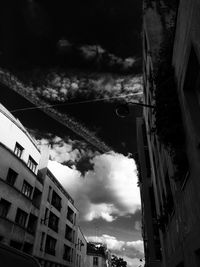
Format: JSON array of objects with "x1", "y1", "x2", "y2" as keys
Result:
[{"x1": 0, "y1": 69, "x2": 111, "y2": 153}]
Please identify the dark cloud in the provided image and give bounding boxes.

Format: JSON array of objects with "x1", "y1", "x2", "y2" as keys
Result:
[
  {"x1": 80, "y1": 213, "x2": 142, "y2": 242},
  {"x1": 0, "y1": 0, "x2": 142, "y2": 71}
]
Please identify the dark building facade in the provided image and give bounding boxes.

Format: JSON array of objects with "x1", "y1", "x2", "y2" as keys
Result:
[{"x1": 139, "y1": 0, "x2": 200, "y2": 266}]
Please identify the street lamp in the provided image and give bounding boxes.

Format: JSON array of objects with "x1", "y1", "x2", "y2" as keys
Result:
[{"x1": 115, "y1": 102, "x2": 155, "y2": 118}]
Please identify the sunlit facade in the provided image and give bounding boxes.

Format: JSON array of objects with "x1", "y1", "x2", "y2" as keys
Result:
[
  {"x1": 0, "y1": 103, "x2": 87, "y2": 267},
  {"x1": 0, "y1": 103, "x2": 43, "y2": 253}
]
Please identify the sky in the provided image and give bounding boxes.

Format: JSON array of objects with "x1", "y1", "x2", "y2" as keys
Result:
[
  {"x1": 0, "y1": 1, "x2": 144, "y2": 266},
  {"x1": 36, "y1": 136, "x2": 144, "y2": 267}
]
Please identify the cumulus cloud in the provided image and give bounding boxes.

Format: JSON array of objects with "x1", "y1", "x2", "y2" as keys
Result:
[
  {"x1": 37, "y1": 135, "x2": 99, "y2": 174},
  {"x1": 28, "y1": 69, "x2": 143, "y2": 105},
  {"x1": 48, "y1": 150, "x2": 141, "y2": 222},
  {"x1": 86, "y1": 235, "x2": 144, "y2": 267}
]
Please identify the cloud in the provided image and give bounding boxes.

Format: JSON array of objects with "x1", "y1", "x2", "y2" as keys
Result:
[
  {"x1": 30, "y1": 70, "x2": 143, "y2": 105},
  {"x1": 86, "y1": 235, "x2": 144, "y2": 267},
  {"x1": 36, "y1": 135, "x2": 99, "y2": 174},
  {"x1": 48, "y1": 150, "x2": 141, "y2": 222},
  {"x1": 126, "y1": 240, "x2": 144, "y2": 254}
]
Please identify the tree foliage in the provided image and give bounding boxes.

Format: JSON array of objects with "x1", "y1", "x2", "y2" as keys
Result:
[{"x1": 111, "y1": 255, "x2": 127, "y2": 267}]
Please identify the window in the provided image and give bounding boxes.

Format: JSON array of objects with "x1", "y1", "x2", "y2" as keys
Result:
[
  {"x1": 0, "y1": 199, "x2": 11, "y2": 217},
  {"x1": 27, "y1": 214, "x2": 38, "y2": 235},
  {"x1": 195, "y1": 248, "x2": 200, "y2": 266},
  {"x1": 21, "y1": 180, "x2": 33, "y2": 199},
  {"x1": 67, "y1": 206, "x2": 74, "y2": 224},
  {"x1": 43, "y1": 208, "x2": 49, "y2": 225},
  {"x1": 15, "y1": 208, "x2": 28, "y2": 227},
  {"x1": 10, "y1": 240, "x2": 22, "y2": 250},
  {"x1": 65, "y1": 225, "x2": 73, "y2": 242},
  {"x1": 32, "y1": 188, "x2": 42, "y2": 208},
  {"x1": 63, "y1": 244, "x2": 72, "y2": 262},
  {"x1": 51, "y1": 191, "x2": 62, "y2": 211},
  {"x1": 27, "y1": 156, "x2": 37, "y2": 173},
  {"x1": 93, "y1": 257, "x2": 98, "y2": 266},
  {"x1": 184, "y1": 46, "x2": 200, "y2": 129},
  {"x1": 14, "y1": 142, "x2": 24, "y2": 158},
  {"x1": 6, "y1": 168, "x2": 18, "y2": 185},
  {"x1": 47, "y1": 186, "x2": 52, "y2": 202},
  {"x1": 40, "y1": 232, "x2": 45, "y2": 251},
  {"x1": 23, "y1": 242, "x2": 33, "y2": 254},
  {"x1": 45, "y1": 235, "x2": 56, "y2": 255},
  {"x1": 48, "y1": 212, "x2": 59, "y2": 232}
]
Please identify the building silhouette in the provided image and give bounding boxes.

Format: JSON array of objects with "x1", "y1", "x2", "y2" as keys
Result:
[{"x1": 138, "y1": 0, "x2": 200, "y2": 266}]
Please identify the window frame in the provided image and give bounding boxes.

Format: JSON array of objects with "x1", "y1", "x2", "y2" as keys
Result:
[
  {"x1": 45, "y1": 235, "x2": 57, "y2": 256},
  {"x1": 6, "y1": 168, "x2": 18, "y2": 186},
  {"x1": 21, "y1": 180, "x2": 33, "y2": 199},
  {"x1": 15, "y1": 208, "x2": 28, "y2": 228},
  {"x1": 93, "y1": 256, "x2": 99, "y2": 266},
  {"x1": 14, "y1": 142, "x2": 24, "y2": 158},
  {"x1": 0, "y1": 198, "x2": 11, "y2": 218},
  {"x1": 48, "y1": 211, "x2": 59, "y2": 232},
  {"x1": 27, "y1": 156, "x2": 37, "y2": 173}
]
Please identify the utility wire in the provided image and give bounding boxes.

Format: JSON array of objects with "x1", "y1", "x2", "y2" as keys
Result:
[{"x1": 10, "y1": 92, "x2": 143, "y2": 113}]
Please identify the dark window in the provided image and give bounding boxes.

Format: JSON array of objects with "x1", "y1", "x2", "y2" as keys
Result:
[
  {"x1": 0, "y1": 199, "x2": 11, "y2": 217},
  {"x1": 93, "y1": 257, "x2": 98, "y2": 266},
  {"x1": 43, "y1": 208, "x2": 49, "y2": 225},
  {"x1": 32, "y1": 188, "x2": 42, "y2": 208},
  {"x1": 48, "y1": 212, "x2": 59, "y2": 232},
  {"x1": 51, "y1": 191, "x2": 62, "y2": 211},
  {"x1": 23, "y1": 242, "x2": 33, "y2": 254},
  {"x1": 65, "y1": 225, "x2": 73, "y2": 242},
  {"x1": 47, "y1": 186, "x2": 52, "y2": 202},
  {"x1": 27, "y1": 156, "x2": 37, "y2": 173},
  {"x1": 10, "y1": 240, "x2": 22, "y2": 250},
  {"x1": 14, "y1": 142, "x2": 24, "y2": 158},
  {"x1": 176, "y1": 262, "x2": 184, "y2": 267},
  {"x1": 67, "y1": 206, "x2": 74, "y2": 224},
  {"x1": 195, "y1": 249, "x2": 200, "y2": 266},
  {"x1": 21, "y1": 180, "x2": 33, "y2": 199},
  {"x1": 45, "y1": 235, "x2": 56, "y2": 255},
  {"x1": 27, "y1": 214, "x2": 38, "y2": 235},
  {"x1": 63, "y1": 244, "x2": 72, "y2": 262},
  {"x1": 183, "y1": 46, "x2": 200, "y2": 130},
  {"x1": 40, "y1": 232, "x2": 45, "y2": 251},
  {"x1": 15, "y1": 208, "x2": 28, "y2": 227},
  {"x1": 6, "y1": 168, "x2": 18, "y2": 185},
  {"x1": 164, "y1": 170, "x2": 174, "y2": 215}
]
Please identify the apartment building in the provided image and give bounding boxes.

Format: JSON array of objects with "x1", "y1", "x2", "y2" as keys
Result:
[
  {"x1": 140, "y1": 0, "x2": 200, "y2": 267},
  {"x1": 0, "y1": 102, "x2": 87, "y2": 267},
  {"x1": 0, "y1": 103, "x2": 43, "y2": 254},
  {"x1": 86, "y1": 242, "x2": 111, "y2": 267},
  {"x1": 33, "y1": 167, "x2": 79, "y2": 267}
]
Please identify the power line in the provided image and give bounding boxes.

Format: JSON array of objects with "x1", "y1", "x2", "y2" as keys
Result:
[{"x1": 10, "y1": 92, "x2": 143, "y2": 113}]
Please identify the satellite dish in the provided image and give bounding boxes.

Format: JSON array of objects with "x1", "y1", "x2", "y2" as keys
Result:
[{"x1": 115, "y1": 104, "x2": 130, "y2": 118}]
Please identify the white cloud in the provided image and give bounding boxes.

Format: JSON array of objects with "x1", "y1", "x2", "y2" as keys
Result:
[{"x1": 48, "y1": 151, "x2": 141, "y2": 222}]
